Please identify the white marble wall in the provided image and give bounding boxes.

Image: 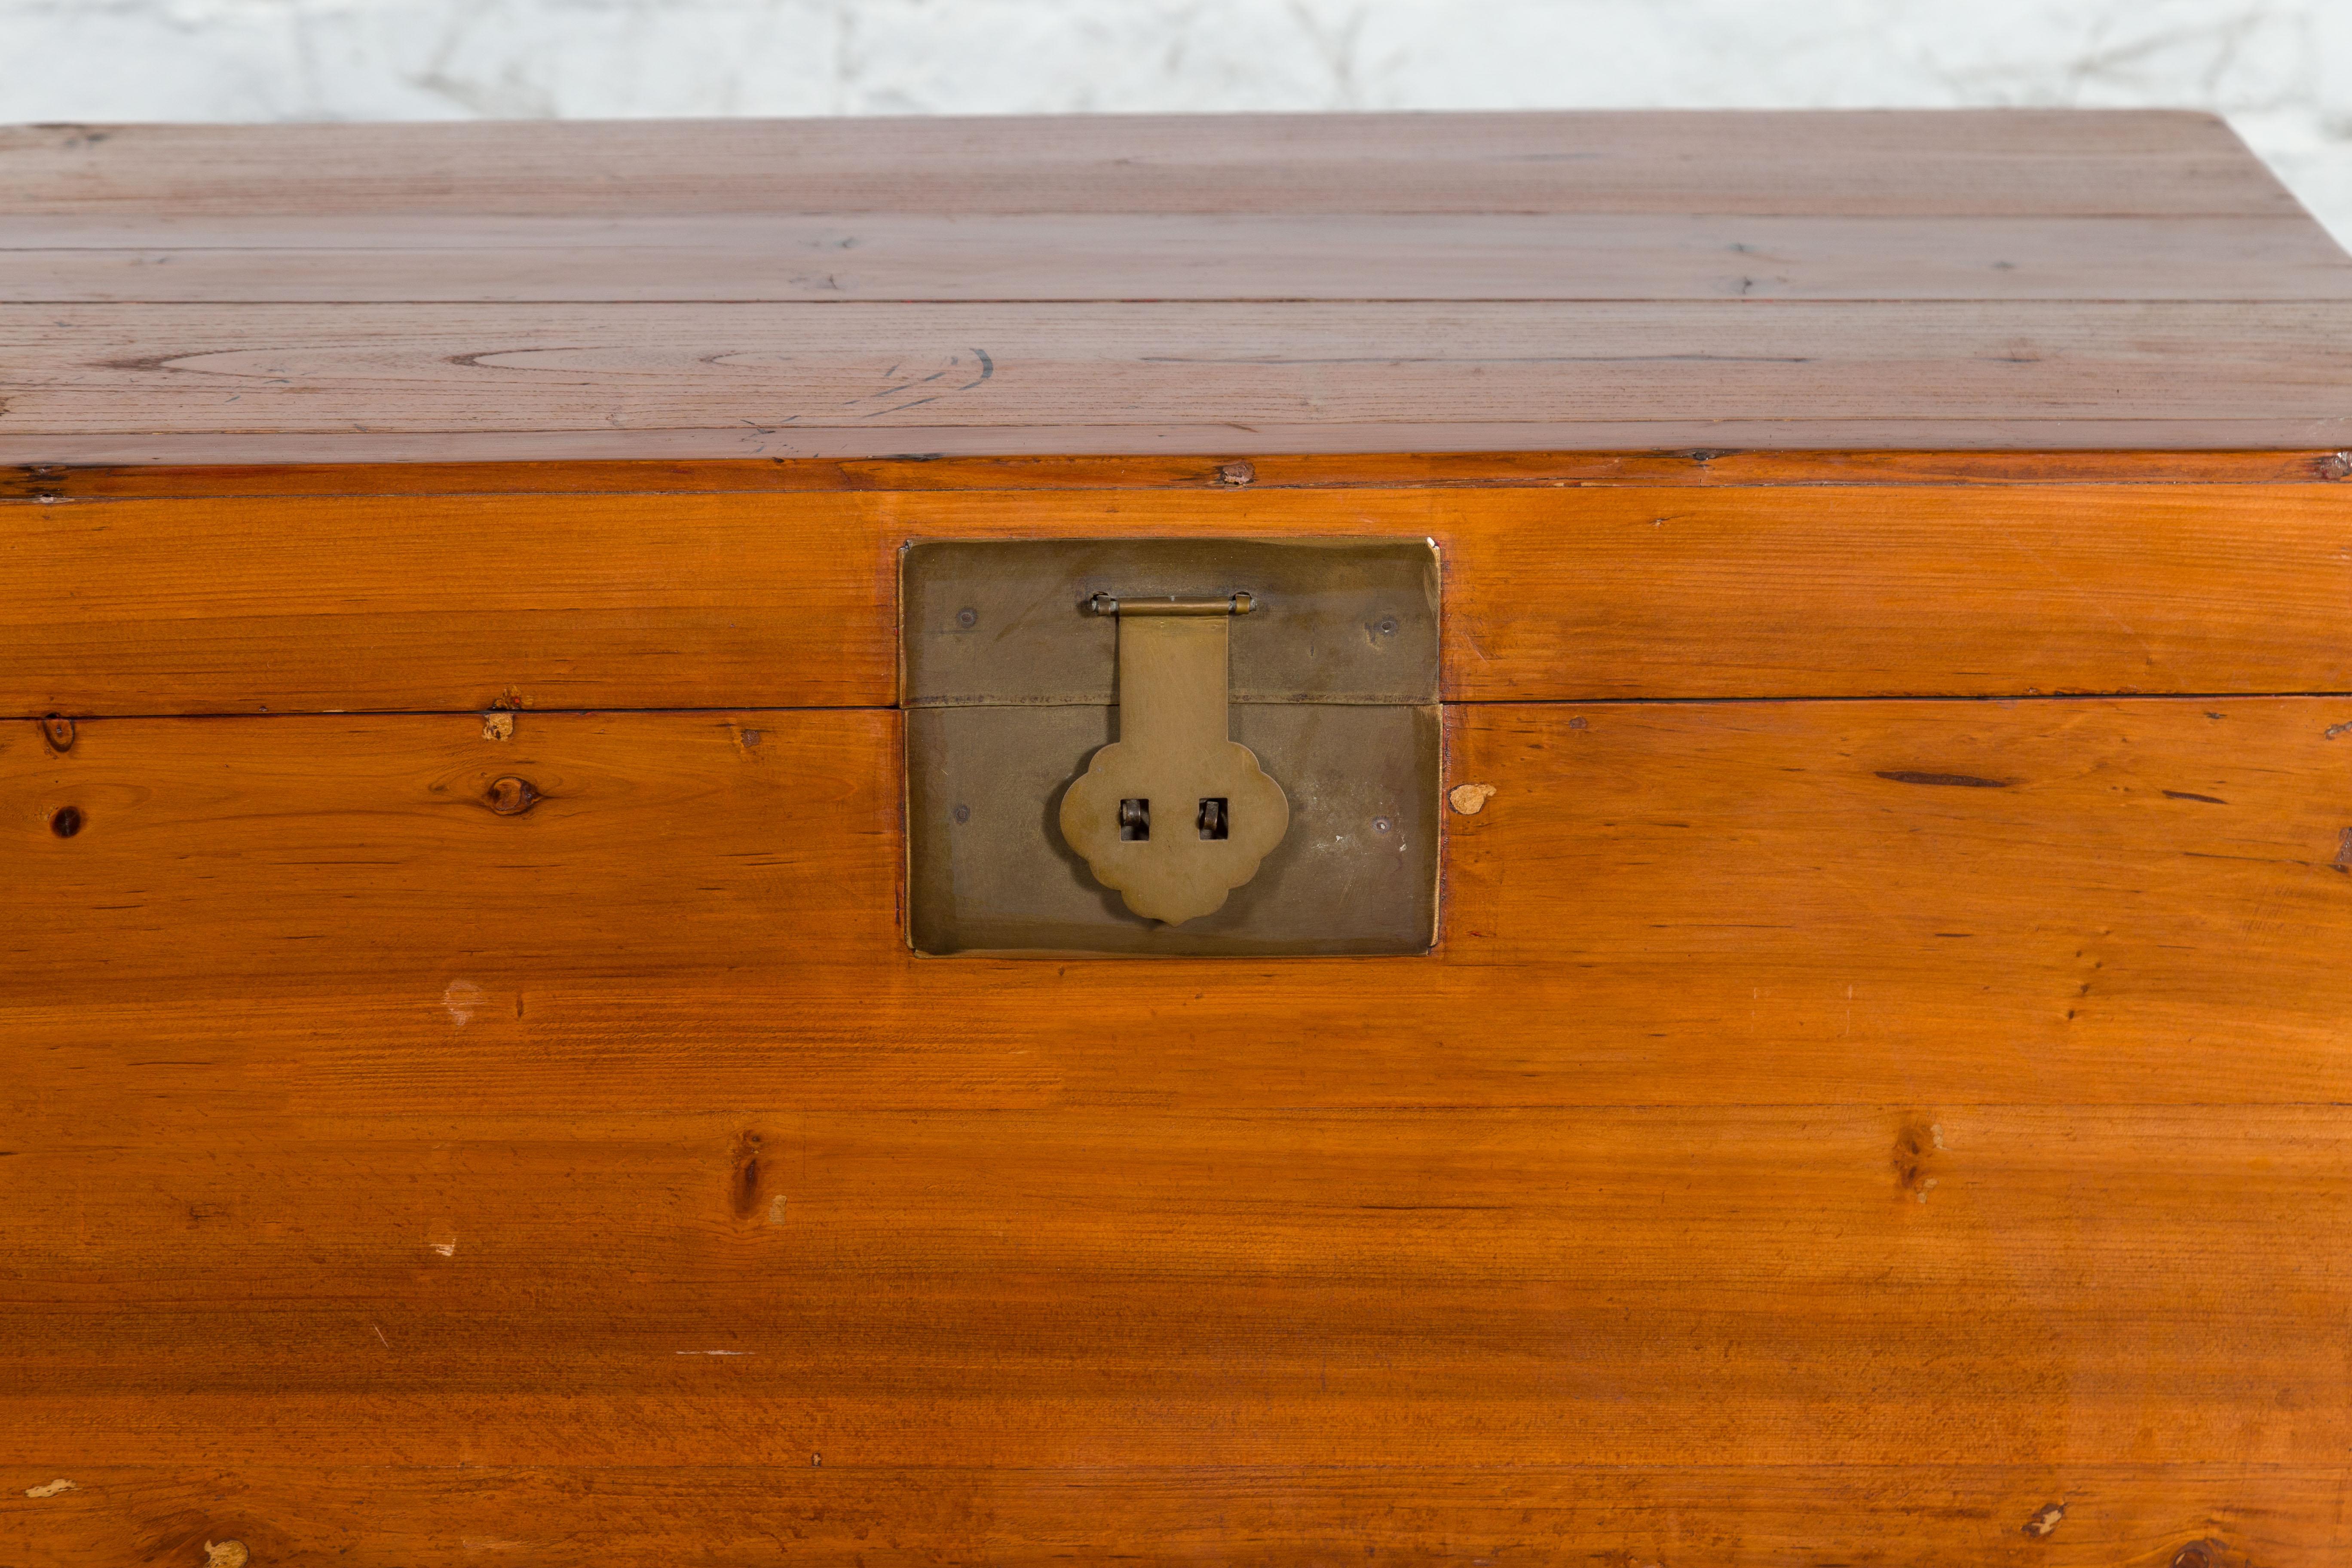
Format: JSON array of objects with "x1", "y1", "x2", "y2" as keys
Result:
[{"x1": 3, "y1": 0, "x2": 2346, "y2": 240}]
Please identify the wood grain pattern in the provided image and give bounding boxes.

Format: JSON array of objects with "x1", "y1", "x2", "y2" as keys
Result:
[
  {"x1": 0, "y1": 1106, "x2": 2344, "y2": 1471},
  {"x1": 4, "y1": 701, "x2": 2349, "y2": 1561},
  {"x1": 7, "y1": 299, "x2": 2348, "y2": 462},
  {"x1": 1, "y1": 111, "x2": 2341, "y2": 460},
  {"x1": 9, "y1": 213, "x2": 2348, "y2": 303},
  {"x1": 8, "y1": 700, "x2": 2352, "y2": 1110},
  {"x1": 0, "y1": 110, "x2": 2291, "y2": 218},
  {"x1": 10, "y1": 485, "x2": 2352, "y2": 714},
  {"x1": 10, "y1": 447, "x2": 2346, "y2": 501},
  {"x1": 0, "y1": 1465, "x2": 2322, "y2": 1567},
  {"x1": 20, "y1": 729, "x2": 2336, "y2": 1568},
  {"x1": 9, "y1": 107, "x2": 2349, "y2": 1565}
]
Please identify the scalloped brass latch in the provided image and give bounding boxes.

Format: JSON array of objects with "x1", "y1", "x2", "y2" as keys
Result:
[
  {"x1": 1058, "y1": 591, "x2": 1289, "y2": 925},
  {"x1": 899, "y1": 537, "x2": 1439, "y2": 956}
]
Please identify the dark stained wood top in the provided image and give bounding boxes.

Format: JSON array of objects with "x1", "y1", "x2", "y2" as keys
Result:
[{"x1": 2, "y1": 110, "x2": 2346, "y2": 462}]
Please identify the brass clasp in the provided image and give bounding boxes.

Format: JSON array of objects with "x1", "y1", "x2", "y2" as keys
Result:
[{"x1": 1058, "y1": 590, "x2": 1289, "y2": 925}]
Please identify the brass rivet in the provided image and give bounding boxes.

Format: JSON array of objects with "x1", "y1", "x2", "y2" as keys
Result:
[
  {"x1": 485, "y1": 777, "x2": 539, "y2": 816},
  {"x1": 50, "y1": 805, "x2": 83, "y2": 838}
]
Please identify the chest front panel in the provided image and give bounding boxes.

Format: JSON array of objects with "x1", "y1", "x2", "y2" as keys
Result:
[{"x1": 6, "y1": 110, "x2": 2352, "y2": 1568}]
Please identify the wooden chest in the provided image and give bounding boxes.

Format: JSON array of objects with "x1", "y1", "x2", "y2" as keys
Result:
[{"x1": 7, "y1": 111, "x2": 2352, "y2": 1566}]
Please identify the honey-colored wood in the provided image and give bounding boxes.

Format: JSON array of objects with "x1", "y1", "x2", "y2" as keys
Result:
[
  {"x1": 9, "y1": 701, "x2": 2352, "y2": 1108},
  {"x1": 11, "y1": 109, "x2": 2350, "y2": 1565},
  {"x1": 0, "y1": 1106, "x2": 2345, "y2": 1474},
  {"x1": 5, "y1": 700, "x2": 2349, "y2": 1560},
  {"x1": 11, "y1": 485, "x2": 2352, "y2": 715},
  {"x1": 0, "y1": 1465, "x2": 2324, "y2": 1567},
  {"x1": 9, "y1": 449, "x2": 2346, "y2": 502}
]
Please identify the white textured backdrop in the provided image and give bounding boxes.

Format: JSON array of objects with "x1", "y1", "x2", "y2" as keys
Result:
[{"x1": 3, "y1": 0, "x2": 2347, "y2": 240}]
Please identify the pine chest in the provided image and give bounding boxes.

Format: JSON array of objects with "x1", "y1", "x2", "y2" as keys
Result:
[{"x1": 7, "y1": 111, "x2": 2352, "y2": 1566}]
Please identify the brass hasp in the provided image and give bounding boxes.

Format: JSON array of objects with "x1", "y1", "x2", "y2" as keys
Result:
[{"x1": 1058, "y1": 592, "x2": 1290, "y2": 924}]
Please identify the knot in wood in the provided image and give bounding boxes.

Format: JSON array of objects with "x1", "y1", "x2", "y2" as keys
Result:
[{"x1": 485, "y1": 776, "x2": 540, "y2": 816}]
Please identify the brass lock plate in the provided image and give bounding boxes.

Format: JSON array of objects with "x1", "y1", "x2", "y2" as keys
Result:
[{"x1": 901, "y1": 538, "x2": 1440, "y2": 956}]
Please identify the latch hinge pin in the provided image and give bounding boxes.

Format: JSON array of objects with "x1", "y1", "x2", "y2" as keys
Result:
[{"x1": 1085, "y1": 591, "x2": 1255, "y2": 618}]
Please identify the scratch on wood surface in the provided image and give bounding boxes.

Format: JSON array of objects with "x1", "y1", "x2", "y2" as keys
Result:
[
  {"x1": 22, "y1": 1478, "x2": 76, "y2": 1498},
  {"x1": 203, "y1": 1543, "x2": 249, "y2": 1568},
  {"x1": 1875, "y1": 770, "x2": 2010, "y2": 788},
  {"x1": 429, "y1": 1235, "x2": 457, "y2": 1258},
  {"x1": 2326, "y1": 720, "x2": 2352, "y2": 739},
  {"x1": 768, "y1": 1193, "x2": 789, "y2": 1224},
  {"x1": 2335, "y1": 828, "x2": 2352, "y2": 872},
  {"x1": 443, "y1": 979, "x2": 482, "y2": 1026},
  {"x1": 841, "y1": 346, "x2": 994, "y2": 417},
  {"x1": 481, "y1": 711, "x2": 514, "y2": 741},
  {"x1": 2022, "y1": 1501, "x2": 2067, "y2": 1536}
]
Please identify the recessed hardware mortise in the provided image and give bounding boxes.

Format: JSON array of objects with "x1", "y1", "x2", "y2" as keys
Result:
[
  {"x1": 1059, "y1": 591, "x2": 1288, "y2": 924},
  {"x1": 898, "y1": 536, "x2": 1441, "y2": 956}
]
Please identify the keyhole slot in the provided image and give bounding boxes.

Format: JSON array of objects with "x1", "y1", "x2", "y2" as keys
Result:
[
  {"x1": 1198, "y1": 798, "x2": 1228, "y2": 840},
  {"x1": 1118, "y1": 798, "x2": 1151, "y2": 841}
]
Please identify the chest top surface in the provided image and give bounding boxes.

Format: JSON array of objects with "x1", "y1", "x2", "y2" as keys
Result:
[{"x1": 3, "y1": 108, "x2": 2348, "y2": 465}]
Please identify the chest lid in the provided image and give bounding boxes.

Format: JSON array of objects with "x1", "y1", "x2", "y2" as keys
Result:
[{"x1": 3, "y1": 108, "x2": 2347, "y2": 465}]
